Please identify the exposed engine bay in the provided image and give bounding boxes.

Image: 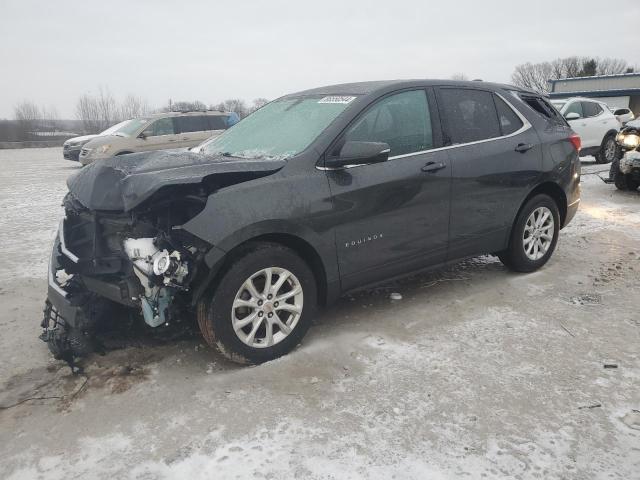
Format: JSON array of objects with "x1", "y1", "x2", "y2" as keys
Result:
[{"x1": 41, "y1": 149, "x2": 287, "y2": 370}]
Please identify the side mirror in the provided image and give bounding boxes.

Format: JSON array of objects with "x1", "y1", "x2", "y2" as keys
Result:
[
  {"x1": 325, "y1": 141, "x2": 390, "y2": 169},
  {"x1": 138, "y1": 130, "x2": 152, "y2": 139},
  {"x1": 565, "y1": 112, "x2": 580, "y2": 121}
]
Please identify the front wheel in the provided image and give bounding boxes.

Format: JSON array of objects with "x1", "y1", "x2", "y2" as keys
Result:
[
  {"x1": 595, "y1": 134, "x2": 617, "y2": 164},
  {"x1": 498, "y1": 194, "x2": 560, "y2": 272},
  {"x1": 610, "y1": 158, "x2": 639, "y2": 191},
  {"x1": 197, "y1": 242, "x2": 317, "y2": 364}
]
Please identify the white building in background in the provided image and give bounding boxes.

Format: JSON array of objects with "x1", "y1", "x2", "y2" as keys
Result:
[{"x1": 548, "y1": 73, "x2": 640, "y2": 114}]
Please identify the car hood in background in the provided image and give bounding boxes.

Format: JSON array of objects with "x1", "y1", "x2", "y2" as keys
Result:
[
  {"x1": 626, "y1": 118, "x2": 640, "y2": 129},
  {"x1": 66, "y1": 149, "x2": 286, "y2": 212},
  {"x1": 64, "y1": 134, "x2": 98, "y2": 146}
]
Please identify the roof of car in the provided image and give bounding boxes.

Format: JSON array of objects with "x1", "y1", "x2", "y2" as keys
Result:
[
  {"x1": 148, "y1": 110, "x2": 229, "y2": 118},
  {"x1": 284, "y1": 79, "x2": 533, "y2": 99}
]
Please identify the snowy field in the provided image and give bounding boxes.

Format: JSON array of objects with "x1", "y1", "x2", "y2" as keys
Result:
[{"x1": 0, "y1": 148, "x2": 639, "y2": 479}]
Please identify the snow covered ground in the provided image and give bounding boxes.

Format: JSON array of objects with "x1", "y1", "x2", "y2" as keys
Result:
[{"x1": 0, "y1": 149, "x2": 638, "y2": 479}]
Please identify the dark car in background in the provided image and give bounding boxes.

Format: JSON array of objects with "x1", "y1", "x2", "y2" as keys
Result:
[{"x1": 43, "y1": 80, "x2": 581, "y2": 368}]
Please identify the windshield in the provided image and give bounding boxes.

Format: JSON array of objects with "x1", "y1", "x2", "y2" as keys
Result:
[
  {"x1": 201, "y1": 96, "x2": 356, "y2": 159},
  {"x1": 108, "y1": 118, "x2": 150, "y2": 137},
  {"x1": 100, "y1": 120, "x2": 132, "y2": 136}
]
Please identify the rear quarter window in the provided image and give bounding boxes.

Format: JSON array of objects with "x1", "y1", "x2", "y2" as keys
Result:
[{"x1": 517, "y1": 93, "x2": 568, "y2": 126}]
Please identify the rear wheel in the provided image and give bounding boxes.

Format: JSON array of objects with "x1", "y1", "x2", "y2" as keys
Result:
[
  {"x1": 595, "y1": 134, "x2": 617, "y2": 164},
  {"x1": 498, "y1": 194, "x2": 560, "y2": 272},
  {"x1": 197, "y1": 242, "x2": 317, "y2": 364}
]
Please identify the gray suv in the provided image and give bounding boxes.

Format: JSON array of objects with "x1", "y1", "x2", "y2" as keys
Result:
[{"x1": 79, "y1": 111, "x2": 239, "y2": 165}]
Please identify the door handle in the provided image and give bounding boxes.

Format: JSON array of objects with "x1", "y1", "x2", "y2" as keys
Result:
[
  {"x1": 421, "y1": 161, "x2": 446, "y2": 173},
  {"x1": 515, "y1": 143, "x2": 533, "y2": 153},
  {"x1": 168, "y1": 138, "x2": 177, "y2": 142}
]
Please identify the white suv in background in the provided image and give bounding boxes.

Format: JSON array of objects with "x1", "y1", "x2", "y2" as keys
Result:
[
  {"x1": 79, "y1": 111, "x2": 239, "y2": 165},
  {"x1": 551, "y1": 97, "x2": 621, "y2": 164},
  {"x1": 611, "y1": 107, "x2": 634, "y2": 125}
]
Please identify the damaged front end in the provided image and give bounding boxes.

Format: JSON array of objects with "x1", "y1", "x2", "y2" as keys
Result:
[
  {"x1": 41, "y1": 150, "x2": 286, "y2": 368},
  {"x1": 42, "y1": 190, "x2": 209, "y2": 368}
]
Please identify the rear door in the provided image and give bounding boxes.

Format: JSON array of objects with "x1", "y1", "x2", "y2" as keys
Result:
[
  {"x1": 582, "y1": 101, "x2": 618, "y2": 146},
  {"x1": 174, "y1": 116, "x2": 212, "y2": 147},
  {"x1": 436, "y1": 87, "x2": 541, "y2": 259},
  {"x1": 325, "y1": 88, "x2": 451, "y2": 290}
]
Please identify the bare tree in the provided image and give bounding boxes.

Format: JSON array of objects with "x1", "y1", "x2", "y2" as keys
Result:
[
  {"x1": 212, "y1": 99, "x2": 249, "y2": 118},
  {"x1": 450, "y1": 73, "x2": 469, "y2": 81},
  {"x1": 14, "y1": 101, "x2": 40, "y2": 140},
  {"x1": 248, "y1": 98, "x2": 269, "y2": 113},
  {"x1": 512, "y1": 56, "x2": 634, "y2": 93},
  {"x1": 165, "y1": 100, "x2": 207, "y2": 112},
  {"x1": 119, "y1": 94, "x2": 150, "y2": 120},
  {"x1": 76, "y1": 94, "x2": 102, "y2": 133},
  {"x1": 596, "y1": 57, "x2": 631, "y2": 75},
  {"x1": 75, "y1": 87, "x2": 118, "y2": 133},
  {"x1": 40, "y1": 105, "x2": 59, "y2": 132},
  {"x1": 511, "y1": 62, "x2": 554, "y2": 93}
]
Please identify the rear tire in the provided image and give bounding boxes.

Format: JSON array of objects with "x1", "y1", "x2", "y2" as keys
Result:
[
  {"x1": 498, "y1": 194, "x2": 560, "y2": 272},
  {"x1": 197, "y1": 242, "x2": 317, "y2": 364}
]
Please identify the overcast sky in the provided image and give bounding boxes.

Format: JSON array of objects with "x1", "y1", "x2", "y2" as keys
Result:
[{"x1": 2, "y1": 0, "x2": 639, "y2": 119}]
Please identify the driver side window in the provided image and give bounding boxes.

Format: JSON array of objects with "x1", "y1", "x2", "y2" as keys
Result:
[
  {"x1": 146, "y1": 118, "x2": 176, "y2": 136},
  {"x1": 343, "y1": 90, "x2": 433, "y2": 157}
]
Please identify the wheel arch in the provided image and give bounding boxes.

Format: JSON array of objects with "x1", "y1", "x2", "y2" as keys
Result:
[
  {"x1": 192, "y1": 228, "x2": 334, "y2": 308},
  {"x1": 603, "y1": 129, "x2": 619, "y2": 140},
  {"x1": 514, "y1": 182, "x2": 568, "y2": 230}
]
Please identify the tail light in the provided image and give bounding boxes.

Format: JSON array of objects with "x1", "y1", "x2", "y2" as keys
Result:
[{"x1": 568, "y1": 133, "x2": 581, "y2": 152}]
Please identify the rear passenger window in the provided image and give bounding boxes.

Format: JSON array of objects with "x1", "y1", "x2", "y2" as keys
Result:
[
  {"x1": 175, "y1": 116, "x2": 209, "y2": 133},
  {"x1": 439, "y1": 88, "x2": 500, "y2": 144},
  {"x1": 494, "y1": 95, "x2": 523, "y2": 135},
  {"x1": 582, "y1": 102, "x2": 603, "y2": 118},
  {"x1": 344, "y1": 90, "x2": 433, "y2": 157}
]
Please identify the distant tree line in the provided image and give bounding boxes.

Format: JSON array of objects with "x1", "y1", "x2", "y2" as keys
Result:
[
  {"x1": 4, "y1": 89, "x2": 272, "y2": 141},
  {"x1": 511, "y1": 56, "x2": 635, "y2": 93}
]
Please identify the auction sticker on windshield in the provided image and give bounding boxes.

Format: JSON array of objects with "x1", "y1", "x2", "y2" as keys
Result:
[{"x1": 318, "y1": 96, "x2": 357, "y2": 104}]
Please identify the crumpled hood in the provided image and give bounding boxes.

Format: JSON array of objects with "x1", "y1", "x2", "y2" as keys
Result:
[{"x1": 67, "y1": 149, "x2": 286, "y2": 211}]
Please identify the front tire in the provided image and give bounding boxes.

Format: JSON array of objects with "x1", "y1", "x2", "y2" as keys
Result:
[
  {"x1": 197, "y1": 242, "x2": 317, "y2": 364},
  {"x1": 610, "y1": 158, "x2": 639, "y2": 191},
  {"x1": 595, "y1": 134, "x2": 617, "y2": 164},
  {"x1": 498, "y1": 194, "x2": 560, "y2": 272}
]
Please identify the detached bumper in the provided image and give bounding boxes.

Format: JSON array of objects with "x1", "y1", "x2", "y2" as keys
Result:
[
  {"x1": 46, "y1": 222, "x2": 138, "y2": 329},
  {"x1": 47, "y1": 234, "x2": 81, "y2": 328}
]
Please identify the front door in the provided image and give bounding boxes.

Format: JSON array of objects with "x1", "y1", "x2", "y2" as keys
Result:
[
  {"x1": 138, "y1": 117, "x2": 181, "y2": 151},
  {"x1": 324, "y1": 89, "x2": 451, "y2": 291}
]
